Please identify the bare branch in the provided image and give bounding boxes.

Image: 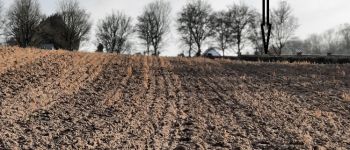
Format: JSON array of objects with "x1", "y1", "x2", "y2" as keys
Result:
[
  {"x1": 271, "y1": 0, "x2": 299, "y2": 55},
  {"x1": 57, "y1": 0, "x2": 91, "y2": 51},
  {"x1": 96, "y1": 11, "x2": 133, "y2": 54},
  {"x1": 226, "y1": 3, "x2": 253, "y2": 55},
  {"x1": 6, "y1": 0, "x2": 43, "y2": 47},
  {"x1": 136, "y1": 0, "x2": 171, "y2": 56},
  {"x1": 177, "y1": 0, "x2": 213, "y2": 57},
  {"x1": 247, "y1": 10, "x2": 264, "y2": 55},
  {"x1": 209, "y1": 10, "x2": 234, "y2": 56}
]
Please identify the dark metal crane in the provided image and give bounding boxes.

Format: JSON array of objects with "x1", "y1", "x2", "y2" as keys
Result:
[{"x1": 261, "y1": 0, "x2": 272, "y2": 54}]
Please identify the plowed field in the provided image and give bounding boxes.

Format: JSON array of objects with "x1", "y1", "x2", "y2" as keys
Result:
[{"x1": 0, "y1": 47, "x2": 350, "y2": 149}]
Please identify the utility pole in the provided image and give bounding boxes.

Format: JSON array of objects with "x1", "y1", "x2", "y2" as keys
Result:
[{"x1": 261, "y1": 0, "x2": 272, "y2": 54}]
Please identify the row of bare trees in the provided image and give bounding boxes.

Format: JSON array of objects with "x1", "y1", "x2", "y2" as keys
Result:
[
  {"x1": 6, "y1": 0, "x2": 43, "y2": 48},
  {"x1": 177, "y1": 0, "x2": 298, "y2": 57},
  {"x1": 94, "y1": 0, "x2": 172, "y2": 55},
  {"x1": 284, "y1": 24, "x2": 350, "y2": 55},
  {"x1": 0, "y1": 0, "x2": 91, "y2": 50},
  {"x1": 0, "y1": 0, "x2": 5, "y2": 36},
  {"x1": 96, "y1": 0, "x2": 172, "y2": 55},
  {"x1": 0, "y1": 0, "x2": 302, "y2": 56}
]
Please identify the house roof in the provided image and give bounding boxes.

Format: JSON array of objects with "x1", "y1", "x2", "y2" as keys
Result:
[{"x1": 203, "y1": 47, "x2": 222, "y2": 56}]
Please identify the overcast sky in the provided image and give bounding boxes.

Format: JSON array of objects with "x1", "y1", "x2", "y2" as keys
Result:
[{"x1": 2, "y1": 0, "x2": 350, "y2": 56}]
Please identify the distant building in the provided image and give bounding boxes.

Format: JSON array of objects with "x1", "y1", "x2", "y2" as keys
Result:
[
  {"x1": 202, "y1": 47, "x2": 222, "y2": 57},
  {"x1": 32, "y1": 14, "x2": 80, "y2": 51}
]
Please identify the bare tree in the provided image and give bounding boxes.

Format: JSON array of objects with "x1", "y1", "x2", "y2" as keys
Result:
[
  {"x1": 338, "y1": 24, "x2": 350, "y2": 54},
  {"x1": 136, "y1": 0, "x2": 171, "y2": 56},
  {"x1": 300, "y1": 24, "x2": 350, "y2": 55},
  {"x1": 96, "y1": 11, "x2": 133, "y2": 54},
  {"x1": 271, "y1": 0, "x2": 298, "y2": 55},
  {"x1": 321, "y1": 29, "x2": 339, "y2": 53},
  {"x1": 178, "y1": 33, "x2": 195, "y2": 57},
  {"x1": 247, "y1": 10, "x2": 264, "y2": 55},
  {"x1": 283, "y1": 37, "x2": 305, "y2": 55},
  {"x1": 0, "y1": 0, "x2": 4, "y2": 32},
  {"x1": 136, "y1": 12, "x2": 152, "y2": 55},
  {"x1": 177, "y1": 0, "x2": 213, "y2": 57},
  {"x1": 303, "y1": 34, "x2": 322, "y2": 54},
  {"x1": 6, "y1": 0, "x2": 43, "y2": 47},
  {"x1": 57, "y1": 0, "x2": 91, "y2": 51},
  {"x1": 210, "y1": 10, "x2": 233, "y2": 57},
  {"x1": 0, "y1": 0, "x2": 5, "y2": 41},
  {"x1": 294, "y1": 24, "x2": 350, "y2": 55},
  {"x1": 226, "y1": 3, "x2": 253, "y2": 56}
]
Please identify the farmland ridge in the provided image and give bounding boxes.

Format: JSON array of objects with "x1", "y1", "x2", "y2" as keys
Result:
[{"x1": 0, "y1": 47, "x2": 350, "y2": 149}]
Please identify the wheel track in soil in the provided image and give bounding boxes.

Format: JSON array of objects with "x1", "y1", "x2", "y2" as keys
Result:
[
  {"x1": 0, "y1": 53, "x2": 108, "y2": 122},
  {"x1": 113, "y1": 56, "x2": 159, "y2": 149},
  {"x1": 212, "y1": 61, "x2": 350, "y2": 149},
  {"x1": 0, "y1": 52, "x2": 75, "y2": 127},
  {"x1": 166, "y1": 72, "x2": 183, "y2": 149},
  {"x1": 196, "y1": 75, "x2": 253, "y2": 149},
  {"x1": 166, "y1": 70, "x2": 194, "y2": 149},
  {"x1": 216, "y1": 63, "x2": 327, "y2": 148},
  {"x1": 145, "y1": 57, "x2": 162, "y2": 148},
  {"x1": 0, "y1": 51, "x2": 65, "y2": 101},
  {"x1": 0, "y1": 52, "x2": 80, "y2": 149},
  {"x1": 73, "y1": 55, "x2": 171, "y2": 149},
  {"x1": 201, "y1": 67, "x2": 304, "y2": 149},
  {"x1": 8, "y1": 55, "x2": 128, "y2": 149},
  {"x1": 172, "y1": 59, "x2": 320, "y2": 149},
  {"x1": 93, "y1": 57, "x2": 146, "y2": 149},
  {"x1": 224, "y1": 63, "x2": 350, "y2": 127},
  {"x1": 108, "y1": 56, "x2": 177, "y2": 149},
  {"x1": 139, "y1": 56, "x2": 159, "y2": 149},
  {"x1": 0, "y1": 48, "x2": 48, "y2": 75},
  {"x1": 168, "y1": 59, "x2": 208, "y2": 149},
  {"x1": 228, "y1": 63, "x2": 349, "y2": 111},
  {"x1": 188, "y1": 66, "x2": 252, "y2": 149},
  {"x1": 182, "y1": 77, "x2": 227, "y2": 149},
  {"x1": 165, "y1": 59, "x2": 193, "y2": 149},
  {"x1": 168, "y1": 59, "x2": 240, "y2": 149},
  {"x1": 145, "y1": 57, "x2": 169, "y2": 149},
  {"x1": 156, "y1": 58, "x2": 181, "y2": 150},
  {"x1": 148, "y1": 58, "x2": 164, "y2": 149}
]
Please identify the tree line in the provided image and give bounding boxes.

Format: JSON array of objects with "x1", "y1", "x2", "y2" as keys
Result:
[
  {"x1": 284, "y1": 24, "x2": 350, "y2": 55},
  {"x1": 0, "y1": 0, "x2": 347, "y2": 56}
]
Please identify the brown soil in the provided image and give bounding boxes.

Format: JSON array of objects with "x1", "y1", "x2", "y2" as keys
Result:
[{"x1": 0, "y1": 47, "x2": 349, "y2": 149}]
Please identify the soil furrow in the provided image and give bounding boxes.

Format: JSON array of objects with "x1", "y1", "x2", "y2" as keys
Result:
[
  {"x1": 0, "y1": 55, "x2": 126, "y2": 149},
  {"x1": 0, "y1": 47, "x2": 48, "y2": 74},
  {"x1": 1, "y1": 48, "x2": 350, "y2": 149}
]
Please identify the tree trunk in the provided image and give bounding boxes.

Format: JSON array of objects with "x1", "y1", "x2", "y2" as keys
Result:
[
  {"x1": 237, "y1": 43, "x2": 241, "y2": 56},
  {"x1": 196, "y1": 43, "x2": 201, "y2": 57},
  {"x1": 153, "y1": 45, "x2": 158, "y2": 56},
  {"x1": 146, "y1": 45, "x2": 150, "y2": 56},
  {"x1": 278, "y1": 44, "x2": 283, "y2": 56}
]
